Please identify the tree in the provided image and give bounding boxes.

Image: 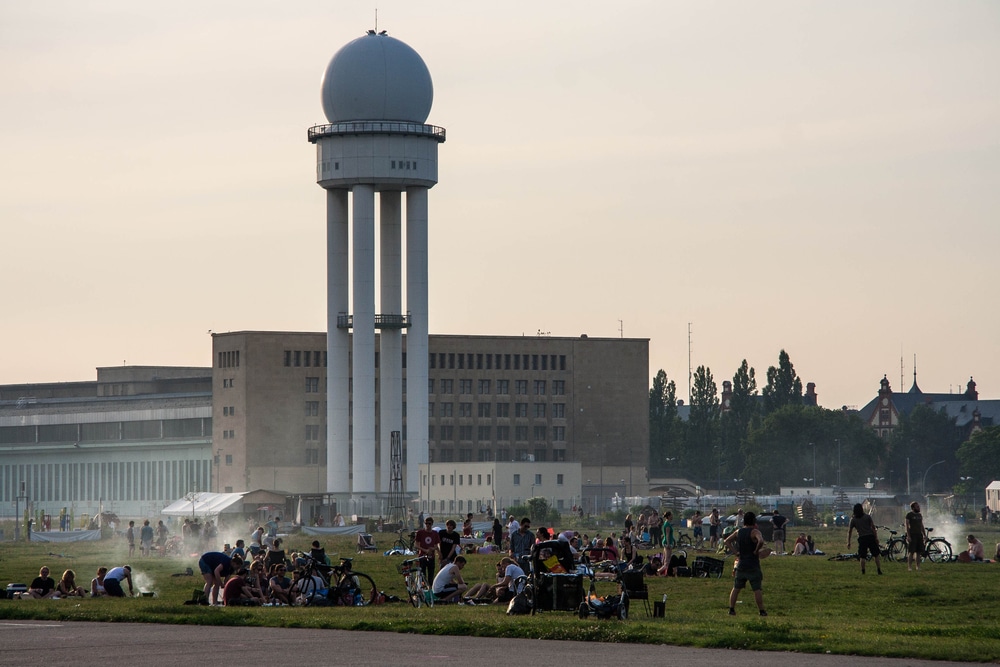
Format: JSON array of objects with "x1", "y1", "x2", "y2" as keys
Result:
[
  {"x1": 728, "y1": 359, "x2": 759, "y2": 435},
  {"x1": 887, "y1": 404, "x2": 963, "y2": 493},
  {"x1": 685, "y1": 366, "x2": 720, "y2": 483},
  {"x1": 649, "y1": 370, "x2": 682, "y2": 475},
  {"x1": 720, "y1": 360, "x2": 758, "y2": 491},
  {"x1": 956, "y1": 426, "x2": 1000, "y2": 487},
  {"x1": 762, "y1": 349, "x2": 803, "y2": 415},
  {"x1": 742, "y1": 405, "x2": 885, "y2": 493}
]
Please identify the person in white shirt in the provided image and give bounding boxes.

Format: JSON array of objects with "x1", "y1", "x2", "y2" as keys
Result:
[
  {"x1": 431, "y1": 556, "x2": 467, "y2": 603},
  {"x1": 491, "y1": 556, "x2": 525, "y2": 604}
]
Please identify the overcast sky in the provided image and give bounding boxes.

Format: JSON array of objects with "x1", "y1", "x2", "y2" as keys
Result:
[{"x1": 2, "y1": 1, "x2": 998, "y2": 409}]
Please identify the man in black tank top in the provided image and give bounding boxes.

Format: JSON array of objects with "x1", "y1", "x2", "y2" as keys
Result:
[{"x1": 723, "y1": 511, "x2": 767, "y2": 617}]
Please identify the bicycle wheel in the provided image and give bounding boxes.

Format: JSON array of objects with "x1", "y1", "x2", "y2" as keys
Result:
[
  {"x1": 676, "y1": 534, "x2": 692, "y2": 548},
  {"x1": 406, "y1": 572, "x2": 422, "y2": 608},
  {"x1": 345, "y1": 571, "x2": 378, "y2": 606},
  {"x1": 926, "y1": 539, "x2": 952, "y2": 563},
  {"x1": 291, "y1": 576, "x2": 317, "y2": 604},
  {"x1": 887, "y1": 538, "x2": 907, "y2": 562}
]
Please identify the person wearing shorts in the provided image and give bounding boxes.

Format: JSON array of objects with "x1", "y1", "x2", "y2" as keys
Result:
[
  {"x1": 725, "y1": 512, "x2": 767, "y2": 617},
  {"x1": 847, "y1": 503, "x2": 882, "y2": 575}
]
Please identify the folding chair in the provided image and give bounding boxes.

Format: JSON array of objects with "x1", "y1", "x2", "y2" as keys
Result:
[{"x1": 620, "y1": 570, "x2": 651, "y2": 617}]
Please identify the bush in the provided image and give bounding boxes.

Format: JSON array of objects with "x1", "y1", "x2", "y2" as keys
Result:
[{"x1": 526, "y1": 497, "x2": 549, "y2": 523}]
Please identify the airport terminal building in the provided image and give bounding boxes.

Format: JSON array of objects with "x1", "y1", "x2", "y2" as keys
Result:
[{"x1": 0, "y1": 333, "x2": 648, "y2": 522}]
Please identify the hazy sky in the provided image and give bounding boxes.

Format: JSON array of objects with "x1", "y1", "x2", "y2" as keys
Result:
[{"x1": 2, "y1": 2, "x2": 998, "y2": 409}]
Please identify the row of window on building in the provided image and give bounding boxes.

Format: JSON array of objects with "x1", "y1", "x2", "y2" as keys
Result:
[
  {"x1": 279, "y1": 350, "x2": 568, "y2": 374},
  {"x1": 431, "y1": 401, "x2": 566, "y2": 418},
  {"x1": 0, "y1": 418, "x2": 212, "y2": 445},
  {"x1": 430, "y1": 425, "x2": 566, "y2": 443},
  {"x1": 431, "y1": 447, "x2": 567, "y2": 463},
  {"x1": 423, "y1": 472, "x2": 564, "y2": 487},
  {"x1": 0, "y1": 459, "x2": 211, "y2": 504}
]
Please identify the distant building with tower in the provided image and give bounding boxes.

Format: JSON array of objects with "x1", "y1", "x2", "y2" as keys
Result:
[{"x1": 858, "y1": 374, "x2": 999, "y2": 439}]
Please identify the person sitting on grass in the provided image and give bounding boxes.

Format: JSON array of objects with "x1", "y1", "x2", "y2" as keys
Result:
[
  {"x1": 91, "y1": 567, "x2": 108, "y2": 597},
  {"x1": 223, "y1": 567, "x2": 258, "y2": 606},
  {"x1": 432, "y1": 555, "x2": 468, "y2": 604},
  {"x1": 57, "y1": 569, "x2": 87, "y2": 597},
  {"x1": 27, "y1": 566, "x2": 57, "y2": 599},
  {"x1": 244, "y1": 559, "x2": 269, "y2": 603},
  {"x1": 268, "y1": 563, "x2": 292, "y2": 605},
  {"x1": 966, "y1": 535, "x2": 985, "y2": 562},
  {"x1": 491, "y1": 556, "x2": 525, "y2": 604},
  {"x1": 792, "y1": 533, "x2": 809, "y2": 556}
]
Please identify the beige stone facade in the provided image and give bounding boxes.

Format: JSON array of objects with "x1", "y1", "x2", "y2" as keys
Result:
[{"x1": 211, "y1": 331, "x2": 650, "y2": 509}]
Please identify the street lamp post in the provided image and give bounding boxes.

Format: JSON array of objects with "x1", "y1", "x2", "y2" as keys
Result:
[
  {"x1": 835, "y1": 439, "x2": 841, "y2": 488},
  {"x1": 921, "y1": 460, "x2": 946, "y2": 497},
  {"x1": 810, "y1": 443, "x2": 816, "y2": 488},
  {"x1": 628, "y1": 449, "x2": 633, "y2": 498}
]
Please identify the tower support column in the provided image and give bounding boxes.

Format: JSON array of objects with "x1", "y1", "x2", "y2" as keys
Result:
[
  {"x1": 405, "y1": 186, "x2": 429, "y2": 494},
  {"x1": 326, "y1": 188, "x2": 351, "y2": 494},
  {"x1": 352, "y1": 184, "x2": 376, "y2": 496},
  {"x1": 379, "y1": 191, "x2": 403, "y2": 494}
]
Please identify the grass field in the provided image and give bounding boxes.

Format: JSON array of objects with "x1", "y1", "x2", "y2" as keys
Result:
[{"x1": 1, "y1": 526, "x2": 998, "y2": 661}]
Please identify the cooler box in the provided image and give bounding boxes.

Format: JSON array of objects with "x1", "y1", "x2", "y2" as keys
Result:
[{"x1": 6, "y1": 583, "x2": 28, "y2": 599}]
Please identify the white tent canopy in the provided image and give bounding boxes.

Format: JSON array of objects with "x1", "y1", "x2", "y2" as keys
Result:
[{"x1": 161, "y1": 492, "x2": 245, "y2": 517}]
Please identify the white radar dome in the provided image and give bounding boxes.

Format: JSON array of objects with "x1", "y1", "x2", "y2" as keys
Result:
[{"x1": 321, "y1": 32, "x2": 434, "y2": 124}]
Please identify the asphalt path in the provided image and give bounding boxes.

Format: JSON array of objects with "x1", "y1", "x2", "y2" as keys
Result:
[{"x1": 0, "y1": 621, "x2": 976, "y2": 667}]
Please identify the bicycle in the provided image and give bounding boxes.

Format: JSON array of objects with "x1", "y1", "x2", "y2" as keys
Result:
[
  {"x1": 292, "y1": 556, "x2": 378, "y2": 606},
  {"x1": 398, "y1": 556, "x2": 433, "y2": 607},
  {"x1": 923, "y1": 527, "x2": 953, "y2": 563},
  {"x1": 876, "y1": 526, "x2": 908, "y2": 562},
  {"x1": 877, "y1": 526, "x2": 952, "y2": 563},
  {"x1": 391, "y1": 528, "x2": 416, "y2": 554}
]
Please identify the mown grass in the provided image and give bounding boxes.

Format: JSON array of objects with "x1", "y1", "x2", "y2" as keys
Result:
[{"x1": 2, "y1": 527, "x2": 999, "y2": 661}]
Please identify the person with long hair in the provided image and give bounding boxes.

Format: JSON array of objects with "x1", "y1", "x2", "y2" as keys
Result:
[
  {"x1": 847, "y1": 503, "x2": 882, "y2": 575},
  {"x1": 904, "y1": 502, "x2": 925, "y2": 572},
  {"x1": 57, "y1": 569, "x2": 86, "y2": 597},
  {"x1": 91, "y1": 567, "x2": 108, "y2": 597}
]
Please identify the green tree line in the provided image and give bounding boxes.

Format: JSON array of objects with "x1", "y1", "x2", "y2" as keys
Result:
[{"x1": 648, "y1": 350, "x2": 1000, "y2": 494}]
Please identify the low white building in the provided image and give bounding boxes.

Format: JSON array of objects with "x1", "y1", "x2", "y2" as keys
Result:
[
  {"x1": 418, "y1": 461, "x2": 582, "y2": 517},
  {"x1": 987, "y1": 481, "x2": 1000, "y2": 513}
]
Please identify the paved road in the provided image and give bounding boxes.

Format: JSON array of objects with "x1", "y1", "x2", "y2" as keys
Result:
[{"x1": 0, "y1": 621, "x2": 974, "y2": 667}]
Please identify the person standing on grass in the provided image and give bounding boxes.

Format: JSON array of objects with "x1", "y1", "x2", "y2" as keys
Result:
[
  {"x1": 199, "y1": 551, "x2": 242, "y2": 605},
  {"x1": 140, "y1": 519, "x2": 154, "y2": 557},
  {"x1": 725, "y1": 511, "x2": 767, "y2": 617},
  {"x1": 661, "y1": 511, "x2": 675, "y2": 571},
  {"x1": 771, "y1": 510, "x2": 788, "y2": 555},
  {"x1": 709, "y1": 508, "x2": 721, "y2": 550},
  {"x1": 126, "y1": 521, "x2": 136, "y2": 558},
  {"x1": 846, "y1": 503, "x2": 882, "y2": 575},
  {"x1": 905, "y1": 502, "x2": 925, "y2": 572},
  {"x1": 415, "y1": 516, "x2": 441, "y2": 582}
]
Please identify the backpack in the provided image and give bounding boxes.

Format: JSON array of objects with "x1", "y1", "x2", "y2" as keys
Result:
[{"x1": 506, "y1": 586, "x2": 532, "y2": 615}]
